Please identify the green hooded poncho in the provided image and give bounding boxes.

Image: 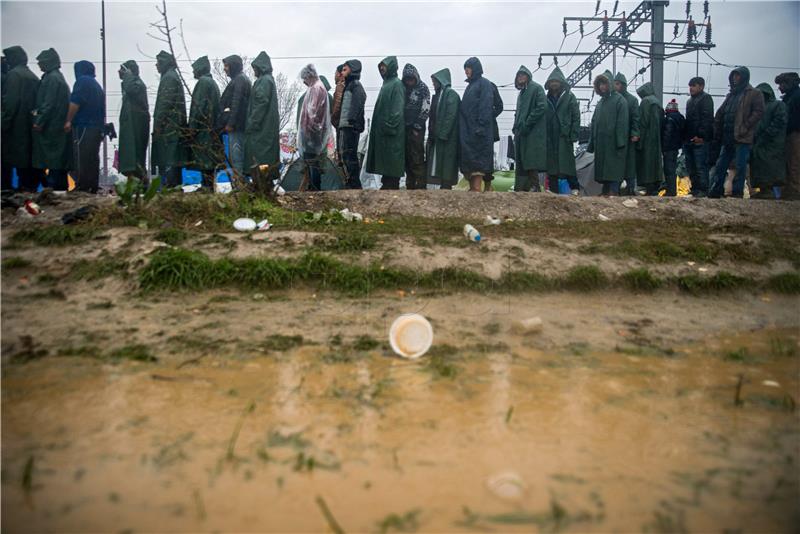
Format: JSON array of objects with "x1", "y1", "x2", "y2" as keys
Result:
[
  {"x1": 151, "y1": 50, "x2": 187, "y2": 172},
  {"x1": 614, "y1": 72, "x2": 640, "y2": 181},
  {"x1": 544, "y1": 67, "x2": 580, "y2": 178},
  {"x1": 513, "y1": 65, "x2": 547, "y2": 173},
  {"x1": 118, "y1": 59, "x2": 150, "y2": 176},
  {"x1": 426, "y1": 68, "x2": 460, "y2": 186},
  {"x1": 188, "y1": 56, "x2": 221, "y2": 171},
  {"x1": 634, "y1": 82, "x2": 663, "y2": 185},
  {"x1": 2, "y1": 46, "x2": 40, "y2": 169},
  {"x1": 244, "y1": 51, "x2": 280, "y2": 169},
  {"x1": 32, "y1": 48, "x2": 71, "y2": 171},
  {"x1": 751, "y1": 82, "x2": 787, "y2": 188},
  {"x1": 366, "y1": 56, "x2": 405, "y2": 177},
  {"x1": 587, "y1": 71, "x2": 629, "y2": 183}
]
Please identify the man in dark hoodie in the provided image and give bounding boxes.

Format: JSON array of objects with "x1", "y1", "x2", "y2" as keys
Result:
[
  {"x1": 776, "y1": 72, "x2": 800, "y2": 198},
  {"x1": 710, "y1": 66, "x2": 765, "y2": 198},
  {"x1": 614, "y1": 72, "x2": 640, "y2": 195},
  {"x1": 188, "y1": 56, "x2": 221, "y2": 190},
  {"x1": 662, "y1": 99, "x2": 686, "y2": 197},
  {"x1": 750, "y1": 83, "x2": 787, "y2": 198},
  {"x1": 65, "y1": 59, "x2": 104, "y2": 193},
  {"x1": 218, "y1": 55, "x2": 251, "y2": 177},
  {"x1": 460, "y1": 57, "x2": 495, "y2": 192},
  {"x1": 683, "y1": 77, "x2": 714, "y2": 197},
  {"x1": 151, "y1": 51, "x2": 187, "y2": 188},
  {"x1": 32, "y1": 48, "x2": 71, "y2": 192},
  {"x1": 2, "y1": 46, "x2": 40, "y2": 191},
  {"x1": 118, "y1": 59, "x2": 149, "y2": 180},
  {"x1": 335, "y1": 59, "x2": 366, "y2": 189},
  {"x1": 545, "y1": 67, "x2": 581, "y2": 194},
  {"x1": 402, "y1": 63, "x2": 430, "y2": 189}
]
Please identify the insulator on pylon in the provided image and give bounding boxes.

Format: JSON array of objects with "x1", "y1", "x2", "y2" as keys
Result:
[
  {"x1": 620, "y1": 15, "x2": 627, "y2": 34},
  {"x1": 687, "y1": 19, "x2": 695, "y2": 43},
  {"x1": 613, "y1": 0, "x2": 618, "y2": 16},
  {"x1": 686, "y1": 0, "x2": 691, "y2": 18},
  {"x1": 538, "y1": 56, "x2": 543, "y2": 68},
  {"x1": 554, "y1": 56, "x2": 559, "y2": 66},
  {"x1": 673, "y1": 22, "x2": 679, "y2": 38},
  {"x1": 703, "y1": 0, "x2": 709, "y2": 17},
  {"x1": 563, "y1": 20, "x2": 568, "y2": 36},
  {"x1": 579, "y1": 20, "x2": 584, "y2": 36},
  {"x1": 705, "y1": 19, "x2": 712, "y2": 44},
  {"x1": 639, "y1": 67, "x2": 647, "y2": 75},
  {"x1": 602, "y1": 16, "x2": 609, "y2": 38}
]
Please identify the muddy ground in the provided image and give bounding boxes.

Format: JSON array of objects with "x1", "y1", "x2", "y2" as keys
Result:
[{"x1": 1, "y1": 190, "x2": 799, "y2": 532}]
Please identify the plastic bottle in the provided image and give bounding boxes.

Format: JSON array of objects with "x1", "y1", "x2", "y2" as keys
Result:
[{"x1": 464, "y1": 224, "x2": 481, "y2": 242}]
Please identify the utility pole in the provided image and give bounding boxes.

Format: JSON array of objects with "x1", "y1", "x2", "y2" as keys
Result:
[
  {"x1": 101, "y1": 0, "x2": 108, "y2": 181},
  {"x1": 651, "y1": 0, "x2": 666, "y2": 101}
]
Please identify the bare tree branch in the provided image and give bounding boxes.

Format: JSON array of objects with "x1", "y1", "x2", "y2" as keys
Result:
[
  {"x1": 179, "y1": 19, "x2": 193, "y2": 64},
  {"x1": 146, "y1": 0, "x2": 192, "y2": 95}
]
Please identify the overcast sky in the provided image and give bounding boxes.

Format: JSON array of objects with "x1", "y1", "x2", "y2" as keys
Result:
[{"x1": 2, "y1": 0, "x2": 799, "y2": 142}]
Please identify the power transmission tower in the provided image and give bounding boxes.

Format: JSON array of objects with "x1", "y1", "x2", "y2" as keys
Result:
[{"x1": 540, "y1": 1, "x2": 715, "y2": 101}]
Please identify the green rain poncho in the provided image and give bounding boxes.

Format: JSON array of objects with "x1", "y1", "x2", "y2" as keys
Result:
[
  {"x1": 513, "y1": 65, "x2": 547, "y2": 172},
  {"x1": 118, "y1": 59, "x2": 149, "y2": 176},
  {"x1": 188, "y1": 56, "x2": 221, "y2": 171},
  {"x1": 634, "y1": 82, "x2": 663, "y2": 185},
  {"x1": 244, "y1": 51, "x2": 280, "y2": 169},
  {"x1": 751, "y1": 82, "x2": 787, "y2": 188},
  {"x1": 366, "y1": 56, "x2": 405, "y2": 177},
  {"x1": 544, "y1": 67, "x2": 580, "y2": 178},
  {"x1": 32, "y1": 48, "x2": 71, "y2": 171},
  {"x1": 151, "y1": 50, "x2": 187, "y2": 172},
  {"x1": 614, "y1": 72, "x2": 640, "y2": 181},
  {"x1": 2, "y1": 46, "x2": 39, "y2": 169},
  {"x1": 426, "y1": 68, "x2": 460, "y2": 186},
  {"x1": 587, "y1": 71, "x2": 629, "y2": 183}
]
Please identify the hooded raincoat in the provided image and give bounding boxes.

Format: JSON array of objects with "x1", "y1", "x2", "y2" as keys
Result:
[
  {"x1": 338, "y1": 60, "x2": 366, "y2": 133},
  {"x1": 151, "y1": 51, "x2": 187, "y2": 172},
  {"x1": 245, "y1": 52, "x2": 280, "y2": 168},
  {"x1": 634, "y1": 82, "x2": 663, "y2": 185},
  {"x1": 751, "y1": 82, "x2": 787, "y2": 187},
  {"x1": 218, "y1": 55, "x2": 250, "y2": 132},
  {"x1": 118, "y1": 59, "x2": 150, "y2": 176},
  {"x1": 188, "y1": 56, "x2": 221, "y2": 171},
  {"x1": 426, "y1": 68, "x2": 460, "y2": 186},
  {"x1": 297, "y1": 75, "x2": 332, "y2": 130},
  {"x1": 1, "y1": 46, "x2": 39, "y2": 169},
  {"x1": 545, "y1": 67, "x2": 580, "y2": 178},
  {"x1": 32, "y1": 48, "x2": 71, "y2": 171},
  {"x1": 614, "y1": 72, "x2": 640, "y2": 181},
  {"x1": 513, "y1": 65, "x2": 547, "y2": 173},
  {"x1": 297, "y1": 65, "x2": 331, "y2": 158},
  {"x1": 366, "y1": 56, "x2": 405, "y2": 177},
  {"x1": 714, "y1": 66, "x2": 765, "y2": 146},
  {"x1": 402, "y1": 63, "x2": 431, "y2": 132},
  {"x1": 587, "y1": 71, "x2": 629, "y2": 183},
  {"x1": 459, "y1": 57, "x2": 495, "y2": 175}
]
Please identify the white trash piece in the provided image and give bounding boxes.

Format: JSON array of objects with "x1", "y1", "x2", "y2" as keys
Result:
[
  {"x1": 622, "y1": 198, "x2": 638, "y2": 208},
  {"x1": 257, "y1": 219, "x2": 271, "y2": 230},
  {"x1": 598, "y1": 213, "x2": 611, "y2": 221},
  {"x1": 486, "y1": 471, "x2": 528, "y2": 501},
  {"x1": 485, "y1": 215, "x2": 501, "y2": 225},
  {"x1": 510, "y1": 316, "x2": 543, "y2": 335},
  {"x1": 464, "y1": 224, "x2": 481, "y2": 242},
  {"x1": 389, "y1": 314, "x2": 434, "y2": 359},
  {"x1": 233, "y1": 218, "x2": 257, "y2": 232}
]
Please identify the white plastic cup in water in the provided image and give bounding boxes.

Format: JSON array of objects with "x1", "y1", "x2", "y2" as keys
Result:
[
  {"x1": 389, "y1": 314, "x2": 434, "y2": 359},
  {"x1": 464, "y1": 224, "x2": 481, "y2": 242}
]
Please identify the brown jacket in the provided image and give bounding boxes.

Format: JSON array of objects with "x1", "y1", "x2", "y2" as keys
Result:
[{"x1": 714, "y1": 67, "x2": 765, "y2": 145}]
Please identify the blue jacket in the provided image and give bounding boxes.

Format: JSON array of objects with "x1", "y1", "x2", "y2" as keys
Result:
[{"x1": 70, "y1": 60, "x2": 105, "y2": 128}]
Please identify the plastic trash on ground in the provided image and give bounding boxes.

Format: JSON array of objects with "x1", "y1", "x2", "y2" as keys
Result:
[
  {"x1": 622, "y1": 198, "x2": 638, "y2": 208},
  {"x1": 464, "y1": 224, "x2": 481, "y2": 242},
  {"x1": 339, "y1": 208, "x2": 364, "y2": 222},
  {"x1": 598, "y1": 213, "x2": 611, "y2": 221},
  {"x1": 484, "y1": 215, "x2": 501, "y2": 225},
  {"x1": 510, "y1": 316, "x2": 543, "y2": 335},
  {"x1": 389, "y1": 314, "x2": 434, "y2": 359},
  {"x1": 486, "y1": 471, "x2": 528, "y2": 501},
  {"x1": 257, "y1": 219, "x2": 271, "y2": 231},
  {"x1": 233, "y1": 218, "x2": 257, "y2": 231}
]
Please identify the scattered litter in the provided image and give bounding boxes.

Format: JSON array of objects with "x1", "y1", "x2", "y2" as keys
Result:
[
  {"x1": 762, "y1": 380, "x2": 780, "y2": 388},
  {"x1": 649, "y1": 208, "x2": 657, "y2": 212},
  {"x1": 233, "y1": 218, "x2": 257, "y2": 232},
  {"x1": 464, "y1": 224, "x2": 481, "y2": 242},
  {"x1": 389, "y1": 314, "x2": 433, "y2": 359},
  {"x1": 486, "y1": 471, "x2": 528, "y2": 501},
  {"x1": 182, "y1": 184, "x2": 202, "y2": 193},
  {"x1": 339, "y1": 208, "x2": 363, "y2": 222},
  {"x1": 622, "y1": 198, "x2": 639, "y2": 208},
  {"x1": 23, "y1": 200, "x2": 41, "y2": 216},
  {"x1": 484, "y1": 215, "x2": 501, "y2": 225},
  {"x1": 61, "y1": 205, "x2": 98, "y2": 225},
  {"x1": 510, "y1": 316, "x2": 543, "y2": 335},
  {"x1": 598, "y1": 213, "x2": 611, "y2": 221},
  {"x1": 272, "y1": 179, "x2": 286, "y2": 196},
  {"x1": 687, "y1": 261, "x2": 696, "y2": 266},
  {"x1": 257, "y1": 219, "x2": 271, "y2": 231},
  {"x1": 698, "y1": 267, "x2": 709, "y2": 273},
  {"x1": 194, "y1": 220, "x2": 203, "y2": 227}
]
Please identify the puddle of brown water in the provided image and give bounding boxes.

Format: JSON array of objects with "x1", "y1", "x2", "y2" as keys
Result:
[{"x1": 2, "y1": 328, "x2": 798, "y2": 532}]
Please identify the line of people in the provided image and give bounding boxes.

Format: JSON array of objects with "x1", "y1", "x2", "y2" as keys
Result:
[{"x1": 3, "y1": 44, "x2": 798, "y2": 198}]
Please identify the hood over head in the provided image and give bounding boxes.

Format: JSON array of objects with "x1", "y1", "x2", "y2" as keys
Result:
[
  {"x1": 122, "y1": 59, "x2": 140, "y2": 76},
  {"x1": 729, "y1": 66, "x2": 751, "y2": 90},
  {"x1": 299, "y1": 63, "x2": 319, "y2": 83},
  {"x1": 223, "y1": 55, "x2": 243, "y2": 77},
  {"x1": 515, "y1": 65, "x2": 533, "y2": 90},
  {"x1": 775, "y1": 72, "x2": 800, "y2": 89},
  {"x1": 431, "y1": 68, "x2": 451, "y2": 90},
  {"x1": 191, "y1": 56, "x2": 210, "y2": 78},
  {"x1": 463, "y1": 57, "x2": 483, "y2": 81},
  {"x1": 636, "y1": 82, "x2": 654, "y2": 99},
  {"x1": 378, "y1": 56, "x2": 398, "y2": 80},
  {"x1": 402, "y1": 63, "x2": 420, "y2": 85},
  {"x1": 756, "y1": 82, "x2": 775, "y2": 103},
  {"x1": 36, "y1": 48, "x2": 60, "y2": 72},
  {"x1": 345, "y1": 59, "x2": 362, "y2": 81},
  {"x1": 3, "y1": 46, "x2": 28, "y2": 68},
  {"x1": 320, "y1": 75, "x2": 331, "y2": 91},
  {"x1": 593, "y1": 71, "x2": 613, "y2": 95},
  {"x1": 156, "y1": 50, "x2": 176, "y2": 74},
  {"x1": 251, "y1": 51, "x2": 273, "y2": 76},
  {"x1": 545, "y1": 67, "x2": 569, "y2": 92},
  {"x1": 613, "y1": 72, "x2": 628, "y2": 91},
  {"x1": 74, "y1": 60, "x2": 96, "y2": 79}
]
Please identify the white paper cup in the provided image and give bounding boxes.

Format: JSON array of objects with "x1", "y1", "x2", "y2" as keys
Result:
[
  {"x1": 233, "y1": 218, "x2": 257, "y2": 231},
  {"x1": 389, "y1": 314, "x2": 434, "y2": 359}
]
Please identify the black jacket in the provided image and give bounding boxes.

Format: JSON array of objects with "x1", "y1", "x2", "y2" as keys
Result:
[
  {"x1": 662, "y1": 111, "x2": 686, "y2": 152},
  {"x1": 341, "y1": 67, "x2": 367, "y2": 133},
  {"x1": 783, "y1": 85, "x2": 800, "y2": 134},
  {"x1": 218, "y1": 55, "x2": 251, "y2": 131},
  {"x1": 684, "y1": 91, "x2": 714, "y2": 142}
]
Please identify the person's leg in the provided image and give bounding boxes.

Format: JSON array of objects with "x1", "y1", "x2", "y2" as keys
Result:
[
  {"x1": 514, "y1": 169, "x2": 531, "y2": 192},
  {"x1": 694, "y1": 144, "x2": 709, "y2": 196},
  {"x1": 380, "y1": 176, "x2": 400, "y2": 190},
  {"x1": 602, "y1": 181, "x2": 620, "y2": 196},
  {"x1": 229, "y1": 131, "x2": 245, "y2": 177},
  {"x1": 303, "y1": 153, "x2": 321, "y2": 191},
  {"x1": 74, "y1": 126, "x2": 102, "y2": 193},
  {"x1": 201, "y1": 170, "x2": 215, "y2": 192},
  {"x1": 1, "y1": 165, "x2": 13, "y2": 190},
  {"x1": 529, "y1": 170, "x2": 541, "y2": 192},
  {"x1": 709, "y1": 144, "x2": 735, "y2": 198},
  {"x1": 663, "y1": 150, "x2": 678, "y2": 196},
  {"x1": 623, "y1": 176, "x2": 636, "y2": 196},
  {"x1": 48, "y1": 169, "x2": 69, "y2": 191},
  {"x1": 547, "y1": 174, "x2": 559, "y2": 193},
  {"x1": 483, "y1": 174, "x2": 493, "y2": 192},
  {"x1": 405, "y1": 129, "x2": 426, "y2": 190},
  {"x1": 731, "y1": 143, "x2": 751, "y2": 198},
  {"x1": 341, "y1": 129, "x2": 362, "y2": 189}
]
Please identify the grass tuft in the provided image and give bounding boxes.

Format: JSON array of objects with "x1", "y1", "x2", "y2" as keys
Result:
[
  {"x1": 1, "y1": 256, "x2": 32, "y2": 269},
  {"x1": 676, "y1": 272, "x2": 748, "y2": 293},
  {"x1": 765, "y1": 272, "x2": 800, "y2": 294},
  {"x1": 11, "y1": 225, "x2": 99, "y2": 246},
  {"x1": 109, "y1": 344, "x2": 157, "y2": 362},
  {"x1": 154, "y1": 228, "x2": 189, "y2": 246},
  {"x1": 562, "y1": 265, "x2": 608, "y2": 291},
  {"x1": 621, "y1": 268, "x2": 663, "y2": 292}
]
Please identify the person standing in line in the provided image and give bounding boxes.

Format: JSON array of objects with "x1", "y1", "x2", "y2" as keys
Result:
[
  {"x1": 614, "y1": 72, "x2": 640, "y2": 195},
  {"x1": 661, "y1": 99, "x2": 686, "y2": 197},
  {"x1": 459, "y1": 57, "x2": 495, "y2": 192},
  {"x1": 750, "y1": 83, "x2": 787, "y2": 198},
  {"x1": 188, "y1": 56, "x2": 221, "y2": 190},
  {"x1": 2, "y1": 46, "x2": 40, "y2": 191},
  {"x1": 365, "y1": 56, "x2": 405, "y2": 190},
  {"x1": 65, "y1": 60, "x2": 105, "y2": 193},
  {"x1": 218, "y1": 55, "x2": 251, "y2": 177},
  {"x1": 117, "y1": 60, "x2": 150, "y2": 182},
  {"x1": 544, "y1": 67, "x2": 581, "y2": 195},
  {"x1": 587, "y1": 70, "x2": 629, "y2": 196},
  {"x1": 775, "y1": 72, "x2": 800, "y2": 199},
  {"x1": 32, "y1": 48, "x2": 71, "y2": 192},
  {"x1": 512, "y1": 65, "x2": 546, "y2": 192},
  {"x1": 401, "y1": 63, "x2": 431, "y2": 190},
  {"x1": 334, "y1": 60, "x2": 366, "y2": 189},
  {"x1": 634, "y1": 82, "x2": 664, "y2": 196},
  {"x1": 297, "y1": 64, "x2": 331, "y2": 191},
  {"x1": 245, "y1": 52, "x2": 281, "y2": 183},
  {"x1": 683, "y1": 77, "x2": 714, "y2": 197},
  {"x1": 426, "y1": 68, "x2": 460, "y2": 190},
  {"x1": 151, "y1": 51, "x2": 187, "y2": 188}
]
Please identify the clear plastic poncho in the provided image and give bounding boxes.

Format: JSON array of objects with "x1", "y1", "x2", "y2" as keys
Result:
[{"x1": 298, "y1": 79, "x2": 331, "y2": 157}]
